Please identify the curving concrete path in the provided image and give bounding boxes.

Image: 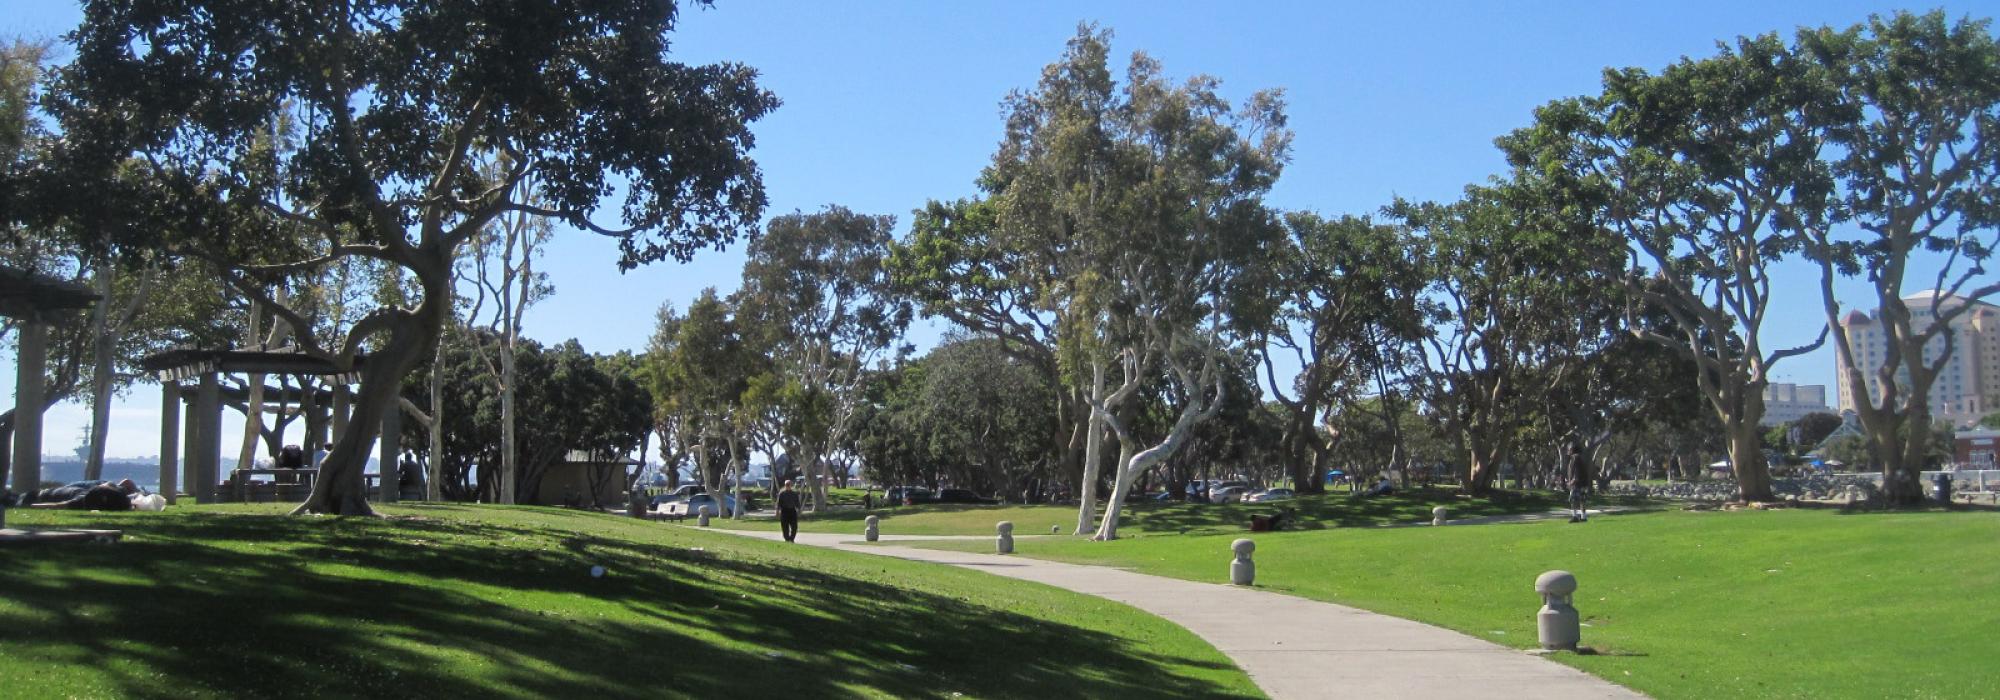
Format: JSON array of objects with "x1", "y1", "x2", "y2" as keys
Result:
[{"x1": 705, "y1": 528, "x2": 1642, "y2": 699}]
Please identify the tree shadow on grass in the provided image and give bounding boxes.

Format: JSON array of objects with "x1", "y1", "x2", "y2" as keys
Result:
[
  {"x1": 1119, "y1": 491, "x2": 1585, "y2": 536},
  {"x1": 0, "y1": 507, "x2": 1252, "y2": 699}
]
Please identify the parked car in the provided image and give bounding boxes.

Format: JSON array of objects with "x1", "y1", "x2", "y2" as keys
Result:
[
  {"x1": 883, "y1": 486, "x2": 936, "y2": 506},
  {"x1": 659, "y1": 493, "x2": 735, "y2": 517},
  {"x1": 650, "y1": 484, "x2": 706, "y2": 508},
  {"x1": 1244, "y1": 488, "x2": 1294, "y2": 503},
  {"x1": 1208, "y1": 481, "x2": 1253, "y2": 504},
  {"x1": 935, "y1": 488, "x2": 999, "y2": 505}
]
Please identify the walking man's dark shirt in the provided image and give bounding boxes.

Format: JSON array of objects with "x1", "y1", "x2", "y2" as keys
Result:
[{"x1": 777, "y1": 484, "x2": 802, "y2": 542}]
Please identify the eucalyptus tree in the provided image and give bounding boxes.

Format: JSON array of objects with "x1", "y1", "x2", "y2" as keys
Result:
[
  {"x1": 901, "y1": 26, "x2": 1287, "y2": 537},
  {"x1": 1070, "y1": 52, "x2": 1287, "y2": 540},
  {"x1": 32, "y1": 0, "x2": 775, "y2": 515},
  {"x1": 656, "y1": 288, "x2": 762, "y2": 515},
  {"x1": 1241, "y1": 212, "x2": 1425, "y2": 493},
  {"x1": 458, "y1": 172, "x2": 555, "y2": 504},
  {"x1": 1505, "y1": 33, "x2": 1833, "y2": 501},
  {"x1": 737, "y1": 206, "x2": 909, "y2": 511},
  {"x1": 641, "y1": 302, "x2": 694, "y2": 489},
  {"x1": 1795, "y1": 12, "x2": 2000, "y2": 505},
  {"x1": 1392, "y1": 182, "x2": 1625, "y2": 495}
]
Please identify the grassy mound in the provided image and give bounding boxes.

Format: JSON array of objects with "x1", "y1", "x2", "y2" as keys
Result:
[
  {"x1": 714, "y1": 490, "x2": 1624, "y2": 537},
  {"x1": 0, "y1": 504, "x2": 1259, "y2": 699},
  {"x1": 911, "y1": 507, "x2": 2000, "y2": 698}
]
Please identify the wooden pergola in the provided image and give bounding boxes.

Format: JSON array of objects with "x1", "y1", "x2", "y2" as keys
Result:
[
  {"x1": 2, "y1": 266, "x2": 99, "y2": 494},
  {"x1": 138, "y1": 346, "x2": 398, "y2": 504}
]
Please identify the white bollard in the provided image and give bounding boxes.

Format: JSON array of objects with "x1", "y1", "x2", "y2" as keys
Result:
[
  {"x1": 865, "y1": 515, "x2": 880, "y2": 542},
  {"x1": 1230, "y1": 539, "x2": 1256, "y2": 586},
  {"x1": 1432, "y1": 506, "x2": 1449, "y2": 526},
  {"x1": 996, "y1": 521, "x2": 1014, "y2": 554},
  {"x1": 1536, "y1": 570, "x2": 1580, "y2": 651},
  {"x1": 698, "y1": 505, "x2": 715, "y2": 527}
]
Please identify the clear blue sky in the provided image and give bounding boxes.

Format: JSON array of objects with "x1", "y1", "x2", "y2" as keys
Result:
[{"x1": 5, "y1": 1, "x2": 1994, "y2": 459}]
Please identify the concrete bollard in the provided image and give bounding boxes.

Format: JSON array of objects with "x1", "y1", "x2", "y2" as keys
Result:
[
  {"x1": 865, "y1": 515, "x2": 880, "y2": 542},
  {"x1": 996, "y1": 521, "x2": 1014, "y2": 554},
  {"x1": 1535, "y1": 570, "x2": 1580, "y2": 651},
  {"x1": 697, "y1": 506, "x2": 712, "y2": 527},
  {"x1": 1432, "y1": 506, "x2": 1449, "y2": 526},
  {"x1": 1231, "y1": 538, "x2": 1256, "y2": 586}
]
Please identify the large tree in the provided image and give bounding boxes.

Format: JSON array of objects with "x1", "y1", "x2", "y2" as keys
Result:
[
  {"x1": 736, "y1": 206, "x2": 909, "y2": 511},
  {"x1": 1391, "y1": 182, "x2": 1625, "y2": 495},
  {"x1": 33, "y1": 0, "x2": 775, "y2": 515},
  {"x1": 1506, "y1": 32, "x2": 1832, "y2": 501},
  {"x1": 1241, "y1": 212, "x2": 1425, "y2": 494},
  {"x1": 1796, "y1": 12, "x2": 2000, "y2": 505}
]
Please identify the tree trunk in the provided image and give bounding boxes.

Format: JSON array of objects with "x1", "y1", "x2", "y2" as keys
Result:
[
  {"x1": 499, "y1": 332, "x2": 517, "y2": 505},
  {"x1": 427, "y1": 330, "x2": 446, "y2": 501},
  {"x1": 727, "y1": 432, "x2": 746, "y2": 518},
  {"x1": 1074, "y1": 360, "x2": 1108, "y2": 535},
  {"x1": 1726, "y1": 423, "x2": 1773, "y2": 502},
  {"x1": 1091, "y1": 440, "x2": 1139, "y2": 540},
  {"x1": 82, "y1": 267, "x2": 116, "y2": 481}
]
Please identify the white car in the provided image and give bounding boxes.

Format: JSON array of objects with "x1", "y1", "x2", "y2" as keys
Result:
[
  {"x1": 1210, "y1": 485, "x2": 1253, "y2": 504},
  {"x1": 657, "y1": 493, "x2": 735, "y2": 517},
  {"x1": 1244, "y1": 488, "x2": 1294, "y2": 503}
]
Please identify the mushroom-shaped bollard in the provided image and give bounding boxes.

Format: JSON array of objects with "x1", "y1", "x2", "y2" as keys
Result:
[
  {"x1": 864, "y1": 515, "x2": 880, "y2": 542},
  {"x1": 1230, "y1": 538, "x2": 1256, "y2": 586},
  {"x1": 996, "y1": 521, "x2": 1015, "y2": 554},
  {"x1": 1535, "y1": 570, "x2": 1580, "y2": 651},
  {"x1": 1432, "y1": 506, "x2": 1449, "y2": 526}
]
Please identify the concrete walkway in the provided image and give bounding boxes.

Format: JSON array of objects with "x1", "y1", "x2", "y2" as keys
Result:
[{"x1": 707, "y1": 527, "x2": 1641, "y2": 699}]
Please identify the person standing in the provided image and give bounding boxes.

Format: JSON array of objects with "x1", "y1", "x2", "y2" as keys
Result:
[
  {"x1": 1568, "y1": 481, "x2": 1590, "y2": 523},
  {"x1": 777, "y1": 481, "x2": 802, "y2": 542}
]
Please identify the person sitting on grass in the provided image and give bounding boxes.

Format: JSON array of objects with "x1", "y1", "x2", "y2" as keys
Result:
[{"x1": 1360, "y1": 474, "x2": 1395, "y2": 498}]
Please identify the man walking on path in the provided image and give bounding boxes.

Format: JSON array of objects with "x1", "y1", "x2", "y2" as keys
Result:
[{"x1": 777, "y1": 481, "x2": 802, "y2": 542}]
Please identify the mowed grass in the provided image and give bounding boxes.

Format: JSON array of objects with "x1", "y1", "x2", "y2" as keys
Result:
[
  {"x1": 911, "y1": 507, "x2": 2000, "y2": 698},
  {"x1": 714, "y1": 490, "x2": 1626, "y2": 537},
  {"x1": 0, "y1": 504, "x2": 1260, "y2": 700}
]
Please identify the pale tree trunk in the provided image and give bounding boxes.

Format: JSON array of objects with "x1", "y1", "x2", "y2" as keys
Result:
[
  {"x1": 728, "y1": 431, "x2": 746, "y2": 518},
  {"x1": 236, "y1": 298, "x2": 292, "y2": 474},
  {"x1": 1093, "y1": 349, "x2": 1223, "y2": 541},
  {"x1": 1074, "y1": 358, "x2": 1108, "y2": 535},
  {"x1": 426, "y1": 333, "x2": 445, "y2": 501},
  {"x1": 82, "y1": 267, "x2": 116, "y2": 481},
  {"x1": 82, "y1": 262, "x2": 154, "y2": 480}
]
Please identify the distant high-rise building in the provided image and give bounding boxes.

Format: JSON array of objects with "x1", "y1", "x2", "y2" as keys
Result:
[
  {"x1": 1760, "y1": 383, "x2": 1830, "y2": 426},
  {"x1": 1835, "y1": 292, "x2": 2000, "y2": 423}
]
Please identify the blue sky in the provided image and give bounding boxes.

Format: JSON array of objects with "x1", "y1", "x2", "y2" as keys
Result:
[{"x1": 5, "y1": 1, "x2": 1995, "y2": 459}]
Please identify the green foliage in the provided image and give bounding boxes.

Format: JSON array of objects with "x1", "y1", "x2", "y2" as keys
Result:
[
  {"x1": 407, "y1": 328, "x2": 648, "y2": 502},
  {"x1": 846, "y1": 335, "x2": 1059, "y2": 494}
]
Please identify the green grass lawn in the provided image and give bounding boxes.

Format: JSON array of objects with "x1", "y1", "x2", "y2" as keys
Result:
[
  {"x1": 0, "y1": 504, "x2": 1259, "y2": 699},
  {"x1": 910, "y1": 507, "x2": 2000, "y2": 698},
  {"x1": 713, "y1": 490, "x2": 1628, "y2": 537}
]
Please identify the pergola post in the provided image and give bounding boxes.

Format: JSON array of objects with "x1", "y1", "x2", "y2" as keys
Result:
[
  {"x1": 379, "y1": 403, "x2": 400, "y2": 503},
  {"x1": 159, "y1": 379, "x2": 181, "y2": 504},
  {"x1": 196, "y1": 371, "x2": 222, "y2": 503},
  {"x1": 9, "y1": 318, "x2": 46, "y2": 493}
]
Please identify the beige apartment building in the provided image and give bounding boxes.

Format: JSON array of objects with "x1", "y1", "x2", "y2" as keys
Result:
[{"x1": 1835, "y1": 292, "x2": 2000, "y2": 424}]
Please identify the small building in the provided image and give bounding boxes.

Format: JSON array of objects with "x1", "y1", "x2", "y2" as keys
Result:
[
  {"x1": 533, "y1": 450, "x2": 640, "y2": 508},
  {"x1": 1955, "y1": 428, "x2": 2000, "y2": 470}
]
